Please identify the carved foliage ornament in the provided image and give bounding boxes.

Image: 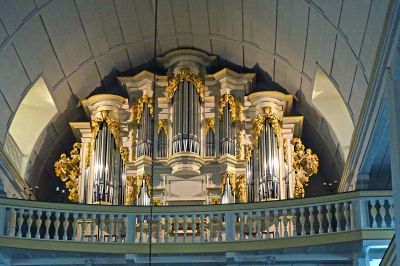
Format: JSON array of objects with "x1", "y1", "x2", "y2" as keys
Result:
[
  {"x1": 218, "y1": 94, "x2": 242, "y2": 121},
  {"x1": 291, "y1": 138, "x2": 319, "y2": 198},
  {"x1": 221, "y1": 172, "x2": 236, "y2": 196},
  {"x1": 166, "y1": 67, "x2": 205, "y2": 102},
  {"x1": 235, "y1": 174, "x2": 247, "y2": 203},
  {"x1": 245, "y1": 144, "x2": 253, "y2": 162},
  {"x1": 120, "y1": 146, "x2": 129, "y2": 163},
  {"x1": 134, "y1": 95, "x2": 154, "y2": 124},
  {"x1": 204, "y1": 118, "x2": 215, "y2": 134},
  {"x1": 125, "y1": 174, "x2": 152, "y2": 205},
  {"x1": 158, "y1": 119, "x2": 168, "y2": 134},
  {"x1": 91, "y1": 110, "x2": 120, "y2": 146},
  {"x1": 54, "y1": 143, "x2": 82, "y2": 203},
  {"x1": 253, "y1": 107, "x2": 282, "y2": 148}
]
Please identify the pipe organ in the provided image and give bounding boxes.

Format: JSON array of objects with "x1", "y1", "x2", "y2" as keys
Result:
[{"x1": 55, "y1": 49, "x2": 319, "y2": 206}]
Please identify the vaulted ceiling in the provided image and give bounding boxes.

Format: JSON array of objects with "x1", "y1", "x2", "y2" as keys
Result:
[{"x1": 0, "y1": 0, "x2": 391, "y2": 200}]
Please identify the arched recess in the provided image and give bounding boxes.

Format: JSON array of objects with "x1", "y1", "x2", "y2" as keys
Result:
[
  {"x1": 311, "y1": 67, "x2": 354, "y2": 160},
  {"x1": 4, "y1": 77, "x2": 58, "y2": 180}
]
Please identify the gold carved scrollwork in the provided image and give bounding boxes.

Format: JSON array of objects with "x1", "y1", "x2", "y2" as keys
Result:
[
  {"x1": 245, "y1": 144, "x2": 253, "y2": 162},
  {"x1": 91, "y1": 110, "x2": 120, "y2": 146},
  {"x1": 252, "y1": 107, "x2": 282, "y2": 148},
  {"x1": 283, "y1": 138, "x2": 288, "y2": 163},
  {"x1": 291, "y1": 138, "x2": 319, "y2": 198},
  {"x1": 54, "y1": 143, "x2": 82, "y2": 203},
  {"x1": 158, "y1": 119, "x2": 168, "y2": 134},
  {"x1": 85, "y1": 142, "x2": 91, "y2": 167},
  {"x1": 120, "y1": 146, "x2": 129, "y2": 163},
  {"x1": 152, "y1": 199, "x2": 161, "y2": 206},
  {"x1": 211, "y1": 197, "x2": 221, "y2": 205},
  {"x1": 166, "y1": 67, "x2": 205, "y2": 102},
  {"x1": 124, "y1": 175, "x2": 152, "y2": 205},
  {"x1": 218, "y1": 94, "x2": 242, "y2": 121},
  {"x1": 221, "y1": 172, "x2": 236, "y2": 196},
  {"x1": 204, "y1": 118, "x2": 215, "y2": 134},
  {"x1": 235, "y1": 174, "x2": 247, "y2": 203},
  {"x1": 135, "y1": 95, "x2": 154, "y2": 124}
]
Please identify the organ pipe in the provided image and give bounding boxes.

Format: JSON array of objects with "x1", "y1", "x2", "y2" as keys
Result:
[{"x1": 172, "y1": 80, "x2": 201, "y2": 154}]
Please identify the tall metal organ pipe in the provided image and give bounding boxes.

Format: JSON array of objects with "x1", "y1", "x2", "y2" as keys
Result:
[
  {"x1": 246, "y1": 150, "x2": 255, "y2": 202},
  {"x1": 172, "y1": 80, "x2": 201, "y2": 154},
  {"x1": 220, "y1": 103, "x2": 236, "y2": 156},
  {"x1": 137, "y1": 103, "x2": 153, "y2": 157},
  {"x1": 257, "y1": 122, "x2": 280, "y2": 200},
  {"x1": 92, "y1": 122, "x2": 123, "y2": 204}
]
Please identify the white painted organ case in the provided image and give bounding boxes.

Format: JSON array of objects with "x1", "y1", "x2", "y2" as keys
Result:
[{"x1": 55, "y1": 49, "x2": 318, "y2": 206}]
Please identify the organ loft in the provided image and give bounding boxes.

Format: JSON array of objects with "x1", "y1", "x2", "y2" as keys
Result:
[{"x1": 54, "y1": 49, "x2": 319, "y2": 206}]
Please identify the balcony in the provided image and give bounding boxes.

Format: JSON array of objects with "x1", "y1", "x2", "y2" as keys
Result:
[{"x1": 0, "y1": 191, "x2": 393, "y2": 256}]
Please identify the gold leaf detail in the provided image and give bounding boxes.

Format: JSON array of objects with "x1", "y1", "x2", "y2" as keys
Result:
[{"x1": 166, "y1": 67, "x2": 205, "y2": 102}]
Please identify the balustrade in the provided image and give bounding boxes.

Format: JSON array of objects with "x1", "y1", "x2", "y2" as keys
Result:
[{"x1": 0, "y1": 191, "x2": 393, "y2": 246}]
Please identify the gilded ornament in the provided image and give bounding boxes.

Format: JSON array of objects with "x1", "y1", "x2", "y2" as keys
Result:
[
  {"x1": 283, "y1": 138, "x2": 288, "y2": 163},
  {"x1": 91, "y1": 110, "x2": 121, "y2": 146},
  {"x1": 135, "y1": 95, "x2": 154, "y2": 124},
  {"x1": 158, "y1": 119, "x2": 168, "y2": 134},
  {"x1": 120, "y1": 146, "x2": 129, "y2": 162},
  {"x1": 218, "y1": 94, "x2": 242, "y2": 121},
  {"x1": 166, "y1": 67, "x2": 205, "y2": 102},
  {"x1": 236, "y1": 124, "x2": 242, "y2": 160},
  {"x1": 211, "y1": 197, "x2": 221, "y2": 205},
  {"x1": 291, "y1": 138, "x2": 319, "y2": 198},
  {"x1": 54, "y1": 142, "x2": 82, "y2": 203},
  {"x1": 130, "y1": 105, "x2": 136, "y2": 161},
  {"x1": 85, "y1": 142, "x2": 91, "y2": 167},
  {"x1": 245, "y1": 144, "x2": 253, "y2": 162},
  {"x1": 204, "y1": 118, "x2": 215, "y2": 134},
  {"x1": 235, "y1": 174, "x2": 247, "y2": 203},
  {"x1": 124, "y1": 174, "x2": 153, "y2": 205},
  {"x1": 152, "y1": 199, "x2": 161, "y2": 206},
  {"x1": 220, "y1": 172, "x2": 236, "y2": 196},
  {"x1": 252, "y1": 107, "x2": 282, "y2": 148}
]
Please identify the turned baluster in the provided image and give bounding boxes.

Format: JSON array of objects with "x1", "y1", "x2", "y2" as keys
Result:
[
  {"x1": 370, "y1": 200, "x2": 378, "y2": 228},
  {"x1": 16, "y1": 209, "x2": 23, "y2": 238},
  {"x1": 335, "y1": 203, "x2": 341, "y2": 232},
  {"x1": 35, "y1": 210, "x2": 43, "y2": 239},
  {"x1": 182, "y1": 215, "x2": 188, "y2": 243},
  {"x1": 317, "y1": 206, "x2": 323, "y2": 234},
  {"x1": 344, "y1": 202, "x2": 350, "y2": 231},
  {"x1": 309, "y1": 207, "x2": 315, "y2": 235},
  {"x1": 388, "y1": 199, "x2": 394, "y2": 228},
  {"x1": 327, "y1": 205, "x2": 333, "y2": 232},
  {"x1": 80, "y1": 213, "x2": 87, "y2": 242},
  {"x1": 99, "y1": 214, "x2": 105, "y2": 242},
  {"x1": 248, "y1": 212, "x2": 253, "y2": 240},
  {"x1": 45, "y1": 211, "x2": 52, "y2": 240},
  {"x1": 90, "y1": 214, "x2": 96, "y2": 242},
  {"x1": 378, "y1": 200, "x2": 385, "y2": 228},
  {"x1": 156, "y1": 215, "x2": 162, "y2": 243},
  {"x1": 274, "y1": 210, "x2": 279, "y2": 238},
  {"x1": 256, "y1": 211, "x2": 262, "y2": 240},
  {"x1": 61, "y1": 213, "x2": 69, "y2": 240},
  {"x1": 217, "y1": 213, "x2": 223, "y2": 241},
  {"x1": 209, "y1": 214, "x2": 214, "y2": 242},
  {"x1": 291, "y1": 208, "x2": 297, "y2": 237},
  {"x1": 191, "y1": 214, "x2": 196, "y2": 242},
  {"x1": 174, "y1": 215, "x2": 179, "y2": 243},
  {"x1": 108, "y1": 215, "x2": 114, "y2": 242},
  {"x1": 200, "y1": 214, "x2": 205, "y2": 242},
  {"x1": 54, "y1": 211, "x2": 61, "y2": 240},
  {"x1": 165, "y1": 215, "x2": 170, "y2": 243},
  {"x1": 239, "y1": 212, "x2": 244, "y2": 240},
  {"x1": 138, "y1": 215, "x2": 144, "y2": 243},
  {"x1": 26, "y1": 209, "x2": 33, "y2": 238},
  {"x1": 350, "y1": 202, "x2": 354, "y2": 230},
  {"x1": 282, "y1": 209, "x2": 288, "y2": 238},
  {"x1": 265, "y1": 210, "x2": 271, "y2": 239},
  {"x1": 71, "y1": 213, "x2": 78, "y2": 241},
  {"x1": 116, "y1": 215, "x2": 122, "y2": 242},
  {"x1": 299, "y1": 208, "x2": 305, "y2": 236}
]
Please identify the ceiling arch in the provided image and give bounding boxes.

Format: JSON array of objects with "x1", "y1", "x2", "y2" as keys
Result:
[{"x1": 0, "y1": 0, "x2": 391, "y2": 199}]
